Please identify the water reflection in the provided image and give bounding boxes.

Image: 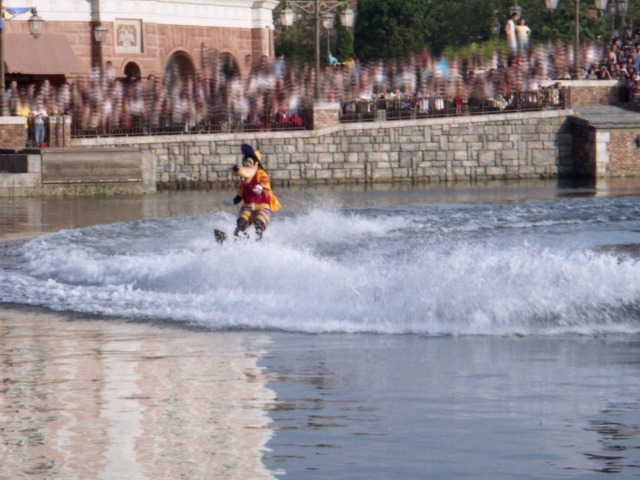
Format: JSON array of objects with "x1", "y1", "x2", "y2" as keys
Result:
[
  {"x1": 0, "y1": 308, "x2": 276, "y2": 480},
  {"x1": 586, "y1": 401, "x2": 640, "y2": 473}
]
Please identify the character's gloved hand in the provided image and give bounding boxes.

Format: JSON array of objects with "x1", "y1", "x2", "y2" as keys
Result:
[
  {"x1": 252, "y1": 184, "x2": 264, "y2": 195},
  {"x1": 222, "y1": 198, "x2": 235, "y2": 206}
]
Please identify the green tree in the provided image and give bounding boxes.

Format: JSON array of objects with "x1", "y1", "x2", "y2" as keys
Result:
[
  {"x1": 273, "y1": 4, "x2": 355, "y2": 66},
  {"x1": 334, "y1": 22, "x2": 354, "y2": 61},
  {"x1": 353, "y1": 0, "x2": 436, "y2": 61},
  {"x1": 353, "y1": 0, "x2": 507, "y2": 59},
  {"x1": 518, "y1": 0, "x2": 609, "y2": 44},
  {"x1": 274, "y1": 0, "x2": 630, "y2": 64},
  {"x1": 429, "y1": 0, "x2": 501, "y2": 52}
]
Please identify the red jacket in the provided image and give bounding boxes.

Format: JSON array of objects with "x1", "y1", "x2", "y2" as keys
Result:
[{"x1": 237, "y1": 170, "x2": 271, "y2": 206}]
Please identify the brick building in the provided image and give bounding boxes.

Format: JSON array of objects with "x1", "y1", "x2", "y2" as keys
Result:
[{"x1": 3, "y1": 0, "x2": 278, "y2": 83}]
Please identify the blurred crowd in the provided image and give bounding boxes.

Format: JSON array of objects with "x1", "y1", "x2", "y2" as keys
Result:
[{"x1": 7, "y1": 36, "x2": 640, "y2": 140}]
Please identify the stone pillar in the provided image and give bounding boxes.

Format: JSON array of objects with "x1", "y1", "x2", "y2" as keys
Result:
[
  {"x1": 0, "y1": 116, "x2": 27, "y2": 149},
  {"x1": 312, "y1": 102, "x2": 341, "y2": 130},
  {"x1": 48, "y1": 116, "x2": 72, "y2": 148}
]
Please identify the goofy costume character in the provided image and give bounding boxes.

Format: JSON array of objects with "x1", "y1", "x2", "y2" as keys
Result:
[{"x1": 227, "y1": 144, "x2": 281, "y2": 240}]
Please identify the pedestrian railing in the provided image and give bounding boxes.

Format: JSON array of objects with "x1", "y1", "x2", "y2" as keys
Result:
[
  {"x1": 339, "y1": 87, "x2": 570, "y2": 123},
  {"x1": 70, "y1": 108, "x2": 311, "y2": 138},
  {"x1": 63, "y1": 88, "x2": 569, "y2": 139}
]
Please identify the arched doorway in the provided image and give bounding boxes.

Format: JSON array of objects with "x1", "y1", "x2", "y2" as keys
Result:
[
  {"x1": 124, "y1": 62, "x2": 141, "y2": 80},
  {"x1": 217, "y1": 52, "x2": 240, "y2": 82},
  {"x1": 165, "y1": 51, "x2": 196, "y2": 79}
]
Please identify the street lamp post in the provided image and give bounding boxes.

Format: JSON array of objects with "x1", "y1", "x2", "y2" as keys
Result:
[
  {"x1": 619, "y1": 0, "x2": 629, "y2": 34},
  {"x1": 0, "y1": 3, "x2": 44, "y2": 116},
  {"x1": 544, "y1": 0, "x2": 608, "y2": 79},
  {"x1": 491, "y1": 18, "x2": 501, "y2": 38},
  {"x1": 610, "y1": 0, "x2": 629, "y2": 37},
  {"x1": 509, "y1": 1, "x2": 522, "y2": 19},
  {"x1": 280, "y1": 0, "x2": 355, "y2": 100},
  {"x1": 93, "y1": 23, "x2": 108, "y2": 68},
  {"x1": 94, "y1": 24, "x2": 108, "y2": 43},
  {"x1": 323, "y1": 12, "x2": 334, "y2": 59}
]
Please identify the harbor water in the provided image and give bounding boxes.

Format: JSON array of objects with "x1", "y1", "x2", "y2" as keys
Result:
[{"x1": 1, "y1": 180, "x2": 640, "y2": 479}]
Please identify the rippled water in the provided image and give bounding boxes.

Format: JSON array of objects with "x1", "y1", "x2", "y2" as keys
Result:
[
  {"x1": 261, "y1": 333, "x2": 640, "y2": 479},
  {"x1": 3, "y1": 182, "x2": 640, "y2": 335},
  {"x1": 1, "y1": 181, "x2": 640, "y2": 478},
  {"x1": 0, "y1": 309, "x2": 275, "y2": 480}
]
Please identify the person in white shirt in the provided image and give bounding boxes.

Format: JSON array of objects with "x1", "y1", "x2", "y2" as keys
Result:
[{"x1": 504, "y1": 13, "x2": 518, "y2": 54}]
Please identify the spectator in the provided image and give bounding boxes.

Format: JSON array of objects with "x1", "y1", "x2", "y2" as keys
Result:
[
  {"x1": 619, "y1": 63, "x2": 631, "y2": 81},
  {"x1": 633, "y1": 43, "x2": 640, "y2": 73},
  {"x1": 454, "y1": 84, "x2": 465, "y2": 116},
  {"x1": 608, "y1": 62, "x2": 621, "y2": 79},
  {"x1": 597, "y1": 65, "x2": 612, "y2": 80},
  {"x1": 629, "y1": 74, "x2": 640, "y2": 104},
  {"x1": 515, "y1": 19, "x2": 531, "y2": 54},
  {"x1": 32, "y1": 96, "x2": 48, "y2": 147},
  {"x1": 345, "y1": 52, "x2": 359, "y2": 84},
  {"x1": 548, "y1": 82, "x2": 562, "y2": 107},
  {"x1": 608, "y1": 43, "x2": 621, "y2": 65},
  {"x1": 13, "y1": 34, "x2": 639, "y2": 138},
  {"x1": 504, "y1": 12, "x2": 518, "y2": 57},
  {"x1": 6, "y1": 80, "x2": 18, "y2": 115},
  {"x1": 345, "y1": 53, "x2": 357, "y2": 70},
  {"x1": 585, "y1": 66, "x2": 598, "y2": 79},
  {"x1": 272, "y1": 53, "x2": 285, "y2": 80},
  {"x1": 16, "y1": 89, "x2": 31, "y2": 145}
]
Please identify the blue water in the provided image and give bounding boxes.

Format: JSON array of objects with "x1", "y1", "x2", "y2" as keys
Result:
[
  {"x1": 261, "y1": 333, "x2": 640, "y2": 479},
  {"x1": 2, "y1": 187, "x2": 640, "y2": 336},
  {"x1": 2, "y1": 183, "x2": 640, "y2": 478}
]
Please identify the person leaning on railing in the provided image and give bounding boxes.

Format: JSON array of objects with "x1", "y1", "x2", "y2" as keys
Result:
[
  {"x1": 32, "y1": 97, "x2": 49, "y2": 148},
  {"x1": 15, "y1": 90, "x2": 31, "y2": 145},
  {"x1": 544, "y1": 83, "x2": 562, "y2": 108},
  {"x1": 629, "y1": 73, "x2": 640, "y2": 105},
  {"x1": 597, "y1": 64, "x2": 612, "y2": 80}
]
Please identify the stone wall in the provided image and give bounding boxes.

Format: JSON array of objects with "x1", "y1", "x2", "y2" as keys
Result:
[
  {"x1": 570, "y1": 127, "x2": 635, "y2": 178},
  {"x1": 71, "y1": 110, "x2": 574, "y2": 188},
  {"x1": 47, "y1": 116, "x2": 72, "y2": 148},
  {"x1": 0, "y1": 117, "x2": 26, "y2": 150},
  {"x1": 561, "y1": 80, "x2": 621, "y2": 106},
  {"x1": 0, "y1": 148, "x2": 155, "y2": 197},
  {"x1": 607, "y1": 130, "x2": 640, "y2": 176},
  {"x1": 568, "y1": 105, "x2": 640, "y2": 178}
]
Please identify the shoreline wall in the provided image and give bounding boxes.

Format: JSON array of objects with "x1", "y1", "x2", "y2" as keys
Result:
[{"x1": 71, "y1": 109, "x2": 574, "y2": 190}]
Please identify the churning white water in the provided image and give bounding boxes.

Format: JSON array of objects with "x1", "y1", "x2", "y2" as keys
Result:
[{"x1": 3, "y1": 193, "x2": 640, "y2": 336}]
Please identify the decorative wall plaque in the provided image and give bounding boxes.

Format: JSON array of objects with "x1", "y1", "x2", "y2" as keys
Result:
[{"x1": 115, "y1": 19, "x2": 142, "y2": 53}]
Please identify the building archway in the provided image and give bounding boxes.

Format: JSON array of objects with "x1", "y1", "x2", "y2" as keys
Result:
[
  {"x1": 218, "y1": 52, "x2": 240, "y2": 81},
  {"x1": 165, "y1": 51, "x2": 196, "y2": 79},
  {"x1": 124, "y1": 62, "x2": 141, "y2": 80}
]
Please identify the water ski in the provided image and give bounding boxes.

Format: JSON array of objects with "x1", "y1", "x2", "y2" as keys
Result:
[
  {"x1": 214, "y1": 229, "x2": 228, "y2": 244},
  {"x1": 214, "y1": 228, "x2": 257, "y2": 244}
]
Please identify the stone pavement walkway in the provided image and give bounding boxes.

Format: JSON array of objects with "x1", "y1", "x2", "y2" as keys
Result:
[{"x1": 571, "y1": 105, "x2": 640, "y2": 128}]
